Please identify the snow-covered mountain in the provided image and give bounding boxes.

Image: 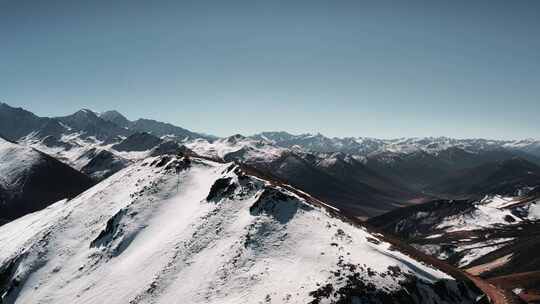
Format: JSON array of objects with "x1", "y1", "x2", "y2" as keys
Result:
[
  {"x1": 56, "y1": 109, "x2": 131, "y2": 140},
  {"x1": 3, "y1": 102, "x2": 539, "y2": 162},
  {"x1": 0, "y1": 137, "x2": 93, "y2": 224},
  {"x1": 186, "y1": 134, "x2": 539, "y2": 214},
  {"x1": 98, "y1": 110, "x2": 213, "y2": 141},
  {"x1": 0, "y1": 154, "x2": 483, "y2": 304},
  {"x1": 99, "y1": 110, "x2": 132, "y2": 129},
  {"x1": 248, "y1": 132, "x2": 540, "y2": 194},
  {"x1": 3, "y1": 102, "x2": 539, "y2": 302},
  {"x1": 0, "y1": 103, "x2": 209, "y2": 179},
  {"x1": 20, "y1": 131, "x2": 130, "y2": 180},
  {"x1": 186, "y1": 134, "x2": 287, "y2": 164},
  {"x1": 187, "y1": 136, "x2": 426, "y2": 218},
  {"x1": 252, "y1": 131, "x2": 540, "y2": 158},
  {"x1": 369, "y1": 188, "x2": 540, "y2": 303},
  {"x1": 252, "y1": 132, "x2": 386, "y2": 155},
  {"x1": 3, "y1": 102, "x2": 540, "y2": 218}
]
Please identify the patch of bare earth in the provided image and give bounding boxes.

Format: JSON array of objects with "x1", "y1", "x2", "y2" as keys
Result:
[{"x1": 488, "y1": 271, "x2": 540, "y2": 304}]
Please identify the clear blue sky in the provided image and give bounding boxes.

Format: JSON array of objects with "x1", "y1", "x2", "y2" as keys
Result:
[{"x1": 1, "y1": 0, "x2": 539, "y2": 139}]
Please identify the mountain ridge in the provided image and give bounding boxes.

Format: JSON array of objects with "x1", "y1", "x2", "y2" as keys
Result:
[
  {"x1": 0, "y1": 154, "x2": 485, "y2": 303},
  {"x1": 3, "y1": 101, "x2": 540, "y2": 219}
]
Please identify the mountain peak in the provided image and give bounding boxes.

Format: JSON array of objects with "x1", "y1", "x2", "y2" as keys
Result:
[
  {"x1": 71, "y1": 108, "x2": 99, "y2": 119},
  {"x1": 100, "y1": 110, "x2": 131, "y2": 128},
  {"x1": 100, "y1": 110, "x2": 124, "y2": 118}
]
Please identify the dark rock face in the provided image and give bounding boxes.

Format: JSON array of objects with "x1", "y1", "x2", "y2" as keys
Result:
[
  {"x1": 56, "y1": 110, "x2": 130, "y2": 141},
  {"x1": 249, "y1": 187, "x2": 312, "y2": 224},
  {"x1": 100, "y1": 110, "x2": 211, "y2": 140},
  {"x1": 0, "y1": 103, "x2": 49, "y2": 141},
  {"x1": 31, "y1": 119, "x2": 67, "y2": 139},
  {"x1": 0, "y1": 256, "x2": 23, "y2": 303},
  {"x1": 99, "y1": 110, "x2": 131, "y2": 129},
  {"x1": 129, "y1": 119, "x2": 203, "y2": 140},
  {"x1": 163, "y1": 157, "x2": 191, "y2": 172},
  {"x1": 0, "y1": 103, "x2": 130, "y2": 143},
  {"x1": 222, "y1": 147, "x2": 250, "y2": 163},
  {"x1": 206, "y1": 177, "x2": 237, "y2": 201},
  {"x1": 81, "y1": 150, "x2": 128, "y2": 180},
  {"x1": 307, "y1": 269, "x2": 480, "y2": 304},
  {"x1": 151, "y1": 156, "x2": 172, "y2": 168},
  {"x1": 112, "y1": 132, "x2": 162, "y2": 152},
  {"x1": 89, "y1": 206, "x2": 141, "y2": 258},
  {"x1": 90, "y1": 208, "x2": 127, "y2": 249},
  {"x1": 0, "y1": 103, "x2": 209, "y2": 146},
  {"x1": 150, "y1": 141, "x2": 188, "y2": 157}
]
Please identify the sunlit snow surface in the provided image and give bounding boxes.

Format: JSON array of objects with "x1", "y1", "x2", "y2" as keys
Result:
[
  {"x1": 0, "y1": 156, "x2": 467, "y2": 304},
  {"x1": 409, "y1": 194, "x2": 540, "y2": 269},
  {"x1": 21, "y1": 132, "x2": 110, "y2": 170},
  {"x1": 0, "y1": 138, "x2": 42, "y2": 190},
  {"x1": 436, "y1": 196, "x2": 523, "y2": 232},
  {"x1": 186, "y1": 137, "x2": 286, "y2": 163}
]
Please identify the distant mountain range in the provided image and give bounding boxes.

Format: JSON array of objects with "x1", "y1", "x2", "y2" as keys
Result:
[
  {"x1": 1, "y1": 101, "x2": 538, "y2": 303},
  {"x1": 1, "y1": 101, "x2": 540, "y2": 219},
  {"x1": 253, "y1": 131, "x2": 540, "y2": 158},
  {"x1": 0, "y1": 103, "x2": 211, "y2": 142}
]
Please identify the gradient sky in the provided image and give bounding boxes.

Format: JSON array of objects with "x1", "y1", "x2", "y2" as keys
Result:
[{"x1": 1, "y1": 0, "x2": 539, "y2": 139}]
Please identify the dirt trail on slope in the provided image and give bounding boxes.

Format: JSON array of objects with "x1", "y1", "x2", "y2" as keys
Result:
[{"x1": 465, "y1": 273, "x2": 523, "y2": 304}]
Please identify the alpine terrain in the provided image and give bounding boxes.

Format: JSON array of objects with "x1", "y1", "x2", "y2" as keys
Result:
[
  {"x1": 0, "y1": 102, "x2": 539, "y2": 303},
  {"x1": 0, "y1": 154, "x2": 484, "y2": 303},
  {"x1": 0, "y1": 136, "x2": 93, "y2": 225}
]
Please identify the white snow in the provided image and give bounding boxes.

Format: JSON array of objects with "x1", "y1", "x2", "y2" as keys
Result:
[
  {"x1": 20, "y1": 131, "x2": 152, "y2": 174},
  {"x1": 456, "y1": 238, "x2": 514, "y2": 268},
  {"x1": 528, "y1": 201, "x2": 540, "y2": 220},
  {"x1": 21, "y1": 132, "x2": 107, "y2": 170},
  {"x1": 0, "y1": 138, "x2": 42, "y2": 190},
  {"x1": 186, "y1": 137, "x2": 286, "y2": 163},
  {"x1": 436, "y1": 196, "x2": 523, "y2": 232},
  {"x1": 412, "y1": 193, "x2": 540, "y2": 274},
  {"x1": 0, "y1": 156, "x2": 463, "y2": 304}
]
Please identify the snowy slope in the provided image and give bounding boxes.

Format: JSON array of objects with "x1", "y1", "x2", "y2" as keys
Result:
[
  {"x1": 0, "y1": 137, "x2": 94, "y2": 224},
  {"x1": 0, "y1": 155, "x2": 480, "y2": 304},
  {"x1": 21, "y1": 129, "x2": 190, "y2": 180},
  {"x1": 0, "y1": 138, "x2": 41, "y2": 191},
  {"x1": 435, "y1": 195, "x2": 530, "y2": 233},
  {"x1": 369, "y1": 189, "x2": 540, "y2": 273},
  {"x1": 186, "y1": 135, "x2": 287, "y2": 164},
  {"x1": 20, "y1": 132, "x2": 117, "y2": 171},
  {"x1": 3, "y1": 104, "x2": 202, "y2": 179},
  {"x1": 20, "y1": 132, "x2": 161, "y2": 180},
  {"x1": 369, "y1": 190, "x2": 540, "y2": 302}
]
